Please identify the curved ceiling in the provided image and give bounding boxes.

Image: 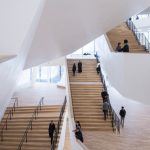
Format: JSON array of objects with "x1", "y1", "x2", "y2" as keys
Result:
[
  {"x1": 25, "y1": 0, "x2": 150, "y2": 68},
  {"x1": 0, "y1": 0, "x2": 150, "y2": 68},
  {"x1": 0, "y1": 0, "x2": 42, "y2": 54}
]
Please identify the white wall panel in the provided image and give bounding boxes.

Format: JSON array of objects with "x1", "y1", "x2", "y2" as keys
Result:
[
  {"x1": 25, "y1": 0, "x2": 150, "y2": 68},
  {"x1": 96, "y1": 35, "x2": 150, "y2": 105}
]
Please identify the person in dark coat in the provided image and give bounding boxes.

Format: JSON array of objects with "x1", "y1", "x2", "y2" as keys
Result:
[
  {"x1": 101, "y1": 90, "x2": 109, "y2": 102},
  {"x1": 78, "y1": 60, "x2": 82, "y2": 73},
  {"x1": 122, "y1": 39, "x2": 129, "y2": 52},
  {"x1": 48, "y1": 120, "x2": 56, "y2": 144},
  {"x1": 96, "y1": 63, "x2": 100, "y2": 74},
  {"x1": 75, "y1": 127, "x2": 84, "y2": 143},
  {"x1": 72, "y1": 63, "x2": 76, "y2": 76},
  {"x1": 119, "y1": 107, "x2": 126, "y2": 127}
]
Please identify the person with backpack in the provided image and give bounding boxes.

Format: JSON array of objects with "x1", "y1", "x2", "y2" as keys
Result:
[{"x1": 119, "y1": 106, "x2": 126, "y2": 127}]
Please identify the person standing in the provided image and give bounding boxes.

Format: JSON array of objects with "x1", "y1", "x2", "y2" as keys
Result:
[
  {"x1": 102, "y1": 101, "x2": 109, "y2": 120},
  {"x1": 122, "y1": 39, "x2": 129, "y2": 52},
  {"x1": 72, "y1": 63, "x2": 76, "y2": 76},
  {"x1": 78, "y1": 60, "x2": 82, "y2": 73},
  {"x1": 119, "y1": 107, "x2": 126, "y2": 127},
  {"x1": 48, "y1": 120, "x2": 56, "y2": 144}
]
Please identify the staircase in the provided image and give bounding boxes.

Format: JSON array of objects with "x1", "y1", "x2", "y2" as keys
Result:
[
  {"x1": 107, "y1": 23, "x2": 146, "y2": 53},
  {"x1": 67, "y1": 58, "x2": 150, "y2": 150},
  {"x1": 67, "y1": 59, "x2": 112, "y2": 132},
  {"x1": 0, "y1": 105, "x2": 61, "y2": 150}
]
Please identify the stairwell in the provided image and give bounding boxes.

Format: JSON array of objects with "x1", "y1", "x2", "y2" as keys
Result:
[
  {"x1": 67, "y1": 59, "x2": 112, "y2": 148},
  {"x1": 107, "y1": 23, "x2": 146, "y2": 53},
  {"x1": 0, "y1": 105, "x2": 62, "y2": 150}
]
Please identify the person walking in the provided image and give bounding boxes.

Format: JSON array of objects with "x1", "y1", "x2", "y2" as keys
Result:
[
  {"x1": 48, "y1": 120, "x2": 56, "y2": 144},
  {"x1": 78, "y1": 60, "x2": 82, "y2": 73},
  {"x1": 101, "y1": 90, "x2": 109, "y2": 102},
  {"x1": 119, "y1": 106, "x2": 126, "y2": 127},
  {"x1": 75, "y1": 127, "x2": 84, "y2": 143},
  {"x1": 102, "y1": 101, "x2": 109, "y2": 120},
  {"x1": 96, "y1": 63, "x2": 100, "y2": 74},
  {"x1": 72, "y1": 63, "x2": 76, "y2": 76},
  {"x1": 122, "y1": 39, "x2": 129, "y2": 52}
]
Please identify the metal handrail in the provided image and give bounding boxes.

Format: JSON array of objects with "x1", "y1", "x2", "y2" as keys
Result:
[
  {"x1": 0, "y1": 97, "x2": 18, "y2": 141},
  {"x1": 17, "y1": 97, "x2": 44, "y2": 150},
  {"x1": 126, "y1": 19, "x2": 150, "y2": 52},
  {"x1": 96, "y1": 57, "x2": 120, "y2": 133},
  {"x1": 51, "y1": 96, "x2": 67, "y2": 150}
]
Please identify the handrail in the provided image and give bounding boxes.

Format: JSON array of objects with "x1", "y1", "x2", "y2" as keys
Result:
[
  {"x1": 0, "y1": 97, "x2": 18, "y2": 141},
  {"x1": 17, "y1": 97, "x2": 44, "y2": 150},
  {"x1": 51, "y1": 96, "x2": 67, "y2": 150},
  {"x1": 96, "y1": 57, "x2": 120, "y2": 133},
  {"x1": 126, "y1": 19, "x2": 150, "y2": 52}
]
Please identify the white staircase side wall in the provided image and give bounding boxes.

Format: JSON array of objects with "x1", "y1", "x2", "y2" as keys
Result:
[
  {"x1": 96, "y1": 34, "x2": 150, "y2": 105},
  {"x1": 0, "y1": 1, "x2": 44, "y2": 120}
]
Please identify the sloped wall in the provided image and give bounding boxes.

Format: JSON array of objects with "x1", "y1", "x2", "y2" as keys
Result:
[
  {"x1": 25, "y1": 0, "x2": 150, "y2": 68},
  {"x1": 96, "y1": 35, "x2": 150, "y2": 105},
  {"x1": 0, "y1": 0, "x2": 45, "y2": 120}
]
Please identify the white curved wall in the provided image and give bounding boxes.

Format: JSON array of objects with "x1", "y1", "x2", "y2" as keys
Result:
[
  {"x1": 25, "y1": 0, "x2": 150, "y2": 68},
  {"x1": 0, "y1": 0, "x2": 43, "y2": 54},
  {"x1": 96, "y1": 35, "x2": 150, "y2": 105},
  {"x1": 0, "y1": 1, "x2": 44, "y2": 120}
]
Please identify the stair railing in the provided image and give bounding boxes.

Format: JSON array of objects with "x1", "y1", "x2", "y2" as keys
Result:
[
  {"x1": 51, "y1": 96, "x2": 67, "y2": 150},
  {"x1": 17, "y1": 97, "x2": 44, "y2": 150},
  {"x1": 96, "y1": 57, "x2": 120, "y2": 133},
  {"x1": 0, "y1": 97, "x2": 18, "y2": 141},
  {"x1": 126, "y1": 19, "x2": 150, "y2": 52}
]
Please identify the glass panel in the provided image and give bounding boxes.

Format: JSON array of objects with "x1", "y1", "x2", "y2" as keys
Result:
[
  {"x1": 18, "y1": 69, "x2": 30, "y2": 85},
  {"x1": 50, "y1": 66, "x2": 61, "y2": 83},
  {"x1": 40, "y1": 66, "x2": 49, "y2": 82},
  {"x1": 35, "y1": 66, "x2": 40, "y2": 82}
]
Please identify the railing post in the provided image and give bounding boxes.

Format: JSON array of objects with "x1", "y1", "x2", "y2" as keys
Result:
[
  {"x1": 35, "y1": 110, "x2": 36, "y2": 119},
  {"x1": 26, "y1": 132, "x2": 27, "y2": 142},
  {"x1": 6, "y1": 120, "x2": 8, "y2": 130},
  {"x1": 16, "y1": 97, "x2": 18, "y2": 107},
  {"x1": 31, "y1": 121, "x2": 32, "y2": 130},
  {"x1": 9, "y1": 110, "x2": 11, "y2": 120}
]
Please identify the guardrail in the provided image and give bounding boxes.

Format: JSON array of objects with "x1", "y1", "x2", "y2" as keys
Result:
[
  {"x1": 0, "y1": 97, "x2": 18, "y2": 141},
  {"x1": 126, "y1": 19, "x2": 150, "y2": 52},
  {"x1": 51, "y1": 96, "x2": 67, "y2": 150},
  {"x1": 17, "y1": 97, "x2": 44, "y2": 150},
  {"x1": 96, "y1": 57, "x2": 120, "y2": 133}
]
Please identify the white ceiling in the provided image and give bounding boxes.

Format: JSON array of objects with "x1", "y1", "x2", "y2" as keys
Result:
[
  {"x1": 0, "y1": 0, "x2": 150, "y2": 68},
  {"x1": 25, "y1": 0, "x2": 150, "y2": 68},
  {"x1": 0, "y1": 0, "x2": 42, "y2": 54}
]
